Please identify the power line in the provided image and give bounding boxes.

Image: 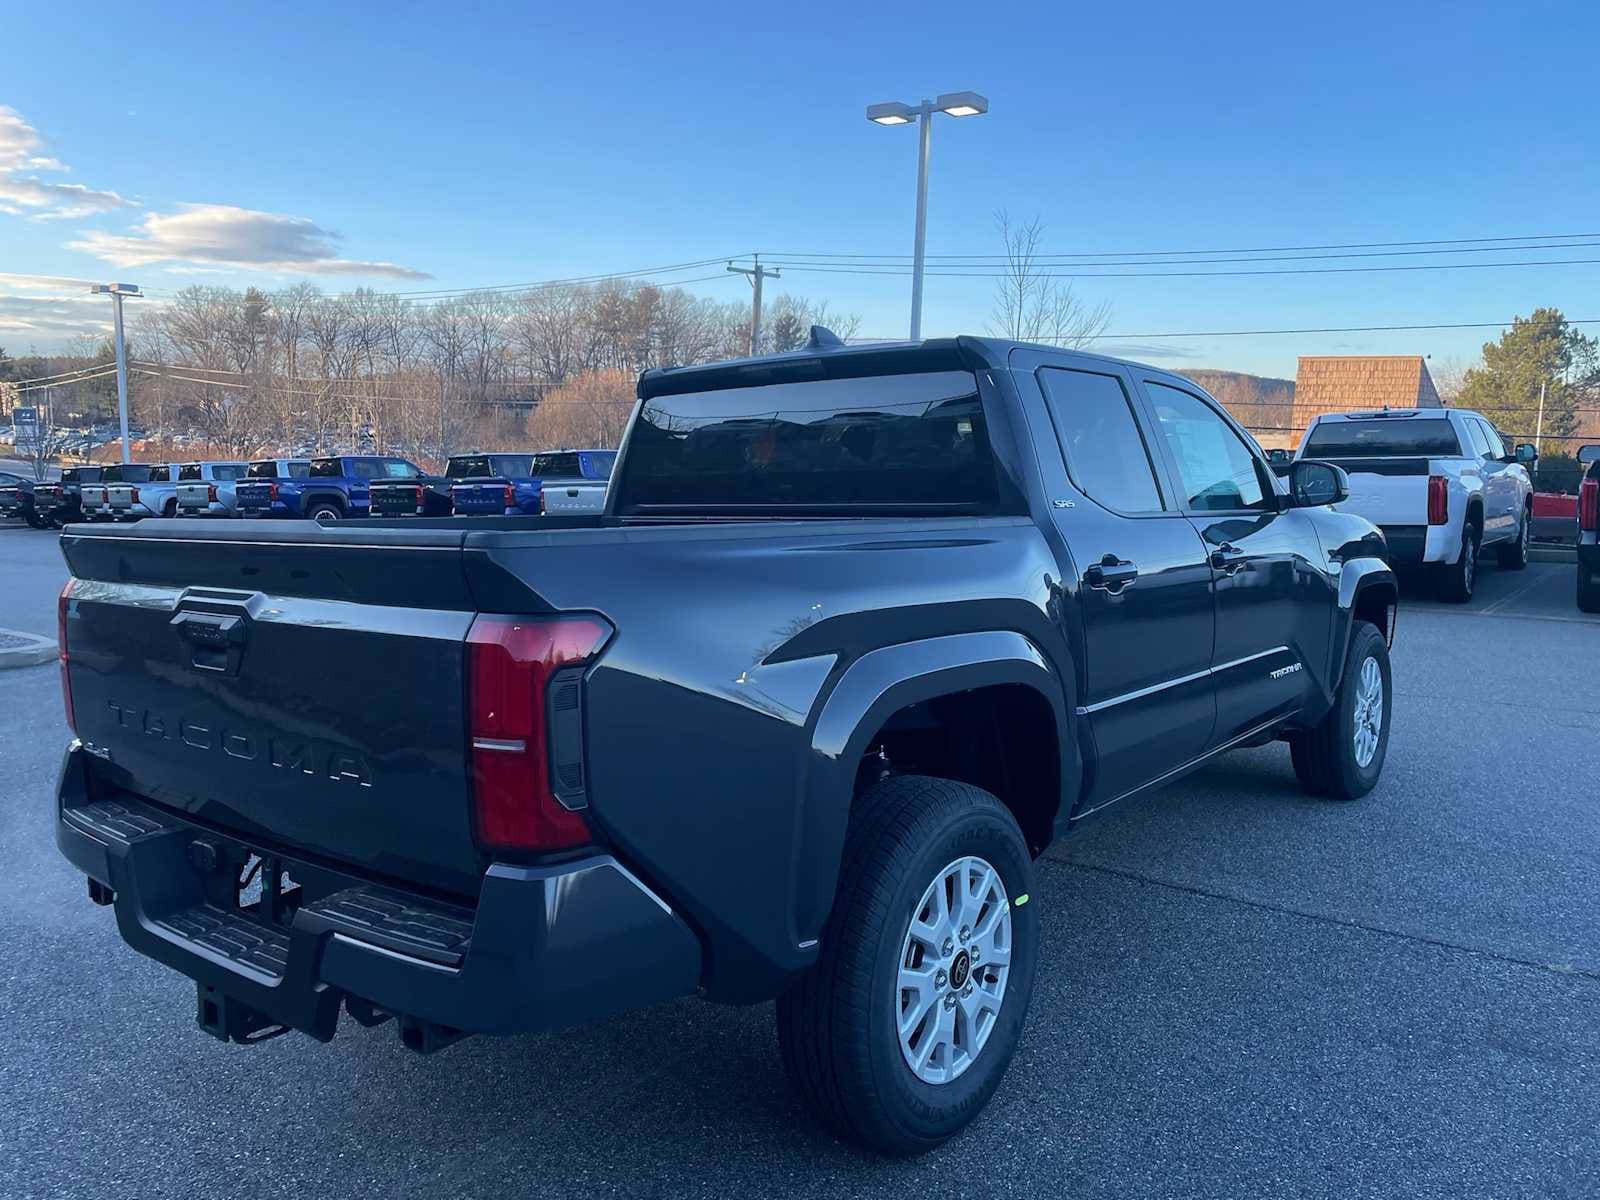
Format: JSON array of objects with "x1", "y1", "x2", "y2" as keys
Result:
[
  {"x1": 777, "y1": 257, "x2": 1600, "y2": 280},
  {"x1": 855, "y1": 318, "x2": 1600, "y2": 342},
  {"x1": 762, "y1": 231, "x2": 1600, "y2": 261}
]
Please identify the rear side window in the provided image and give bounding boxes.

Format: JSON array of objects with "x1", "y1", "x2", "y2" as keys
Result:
[
  {"x1": 1038, "y1": 368, "x2": 1164, "y2": 513},
  {"x1": 530, "y1": 452, "x2": 583, "y2": 477},
  {"x1": 1304, "y1": 418, "x2": 1462, "y2": 458},
  {"x1": 178, "y1": 464, "x2": 202, "y2": 481},
  {"x1": 310, "y1": 458, "x2": 344, "y2": 478},
  {"x1": 285, "y1": 462, "x2": 311, "y2": 479},
  {"x1": 212, "y1": 464, "x2": 247, "y2": 481},
  {"x1": 119, "y1": 465, "x2": 154, "y2": 483},
  {"x1": 613, "y1": 370, "x2": 996, "y2": 513},
  {"x1": 247, "y1": 461, "x2": 278, "y2": 478}
]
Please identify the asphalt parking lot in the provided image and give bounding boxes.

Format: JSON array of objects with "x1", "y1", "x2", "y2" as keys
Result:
[{"x1": 2, "y1": 523, "x2": 1597, "y2": 1199}]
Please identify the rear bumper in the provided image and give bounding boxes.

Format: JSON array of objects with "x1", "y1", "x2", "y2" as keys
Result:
[
  {"x1": 1377, "y1": 524, "x2": 1460, "y2": 567},
  {"x1": 176, "y1": 501, "x2": 233, "y2": 516},
  {"x1": 54, "y1": 743, "x2": 702, "y2": 1044}
]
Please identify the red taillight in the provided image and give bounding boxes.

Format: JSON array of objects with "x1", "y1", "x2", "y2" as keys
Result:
[
  {"x1": 207, "y1": 483, "x2": 218, "y2": 503},
  {"x1": 1427, "y1": 475, "x2": 1448, "y2": 525},
  {"x1": 58, "y1": 580, "x2": 76, "y2": 733},
  {"x1": 267, "y1": 482, "x2": 279, "y2": 501},
  {"x1": 1580, "y1": 478, "x2": 1599, "y2": 533},
  {"x1": 503, "y1": 484, "x2": 515, "y2": 511},
  {"x1": 128, "y1": 486, "x2": 141, "y2": 505},
  {"x1": 465, "y1": 614, "x2": 612, "y2": 852}
]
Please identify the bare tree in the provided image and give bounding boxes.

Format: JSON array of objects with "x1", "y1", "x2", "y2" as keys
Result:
[
  {"x1": 988, "y1": 211, "x2": 1111, "y2": 347},
  {"x1": 525, "y1": 368, "x2": 636, "y2": 449}
]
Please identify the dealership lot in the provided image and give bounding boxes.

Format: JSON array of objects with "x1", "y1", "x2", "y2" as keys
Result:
[{"x1": 2, "y1": 526, "x2": 1596, "y2": 1198}]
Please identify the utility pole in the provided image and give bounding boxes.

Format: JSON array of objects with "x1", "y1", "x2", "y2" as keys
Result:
[
  {"x1": 1534, "y1": 378, "x2": 1546, "y2": 458},
  {"x1": 727, "y1": 256, "x2": 780, "y2": 355},
  {"x1": 91, "y1": 283, "x2": 142, "y2": 464}
]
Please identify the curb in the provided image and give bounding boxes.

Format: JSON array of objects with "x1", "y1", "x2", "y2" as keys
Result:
[{"x1": 0, "y1": 628, "x2": 57, "y2": 670}]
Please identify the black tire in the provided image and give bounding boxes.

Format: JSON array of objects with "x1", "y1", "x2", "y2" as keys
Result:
[
  {"x1": 1497, "y1": 505, "x2": 1531, "y2": 569},
  {"x1": 1579, "y1": 567, "x2": 1600, "y2": 614},
  {"x1": 25, "y1": 511, "x2": 47, "y2": 529},
  {"x1": 776, "y1": 775, "x2": 1039, "y2": 1156},
  {"x1": 1290, "y1": 622, "x2": 1392, "y2": 800},
  {"x1": 308, "y1": 501, "x2": 343, "y2": 521},
  {"x1": 1435, "y1": 522, "x2": 1479, "y2": 603},
  {"x1": 162, "y1": 499, "x2": 177, "y2": 518}
]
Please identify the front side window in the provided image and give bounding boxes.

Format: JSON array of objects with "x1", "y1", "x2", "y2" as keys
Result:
[
  {"x1": 349, "y1": 460, "x2": 380, "y2": 480},
  {"x1": 1144, "y1": 382, "x2": 1270, "y2": 512},
  {"x1": 212, "y1": 464, "x2": 247, "y2": 481},
  {"x1": 1038, "y1": 368, "x2": 1165, "y2": 514},
  {"x1": 382, "y1": 460, "x2": 419, "y2": 479}
]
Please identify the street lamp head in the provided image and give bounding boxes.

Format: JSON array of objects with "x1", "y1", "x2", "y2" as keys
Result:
[
  {"x1": 866, "y1": 101, "x2": 915, "y2": 126},
  {"x1": 935, "y1": 90, "x2": 988, "y2": 117}
]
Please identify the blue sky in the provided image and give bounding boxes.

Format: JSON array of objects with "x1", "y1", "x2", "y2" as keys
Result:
[{"x1": 3, "y1": 0, "x2": 1598, "y2": 378}]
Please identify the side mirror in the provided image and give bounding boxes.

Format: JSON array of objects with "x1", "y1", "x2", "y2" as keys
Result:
[
  {"x1": 1514, "y1": 443, "x2": 1538, "y2": 465},
  {"x1": 1578, "y1": 444, "x2": 1600, "y2": 466},
  {"x1": 1288, "y1": 459, "x2": 1349, "y2": 508}
]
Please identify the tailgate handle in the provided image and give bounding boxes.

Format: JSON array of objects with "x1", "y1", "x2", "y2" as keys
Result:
[{"x1": 170, "y1": 611, "x2": 247, "y2": 674}]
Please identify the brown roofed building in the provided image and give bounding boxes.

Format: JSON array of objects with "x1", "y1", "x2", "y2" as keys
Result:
[{"x1": 1291, "y1": 356, "x2": 1441, "y2": 439}]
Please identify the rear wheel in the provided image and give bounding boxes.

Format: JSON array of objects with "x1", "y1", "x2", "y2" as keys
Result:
[
  {"x1": 1497, "y1": 504, "x2": 1531, "y2": 569},
  {"x1": 308, "y1": 501, "x2": 343, "y2": 521},
  {"x1": 1290, "y1": 622, "x2": 1392, "y2": 800},
  {"x1": 1579, "y1": 566, "x2": 1600, "y2": 614},
  {"x1": 1435, "y1": 523, "x2": 1479, "y2": 603},
  {"x1": 777, "y1": 775, "x2": 1038, "y2": 1156},
  {"x1": 162, "y1": 499, "x2": 177, "y2": 518}
]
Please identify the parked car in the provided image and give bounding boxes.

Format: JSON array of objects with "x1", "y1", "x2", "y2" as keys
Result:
[
  {"x1": 448, "y1": 449, "x2": 616, "y2": 516},
  {"x1": 229, "y1": 458, "x2": 312, "y2": 518},
  {"x1": 1577, "y1": 445, "x2": 1599, "y2": 613},
  {"x1": 1296, "y1": 407, "x2": 1536, "y2": 602},
  {"x1": 77, "y1": 466, "x2": 130, "y2": 522},
  {"x1": 233, "y1": 454, "x2": 423, "y2": 519},
  {"x1": 171, "y1": 462, "x2": 251, "y2": 517},
  {"x1": 368, "y1": 465, "x2": 453, "y2": 517},
  {"x1": 0, "y1": 472, "x2": 45, "y2": 528},
  {"x1": 52, "y1": 334, "x2": 1398, "y2": 1155},
  {"x1": 106, "y1": 464, "x2": 180, "y2": 521},
  {"x1": 31, "y1": 466, "x2": 100, "y2": 527}
]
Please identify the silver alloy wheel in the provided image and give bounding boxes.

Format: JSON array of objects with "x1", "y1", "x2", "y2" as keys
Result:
[
  {"x1": 896, "y1": 855, "x2": 1012, "y2": 1085},
  {"x1": 1352, "y1": 655, "x2": 1384, "y2": 768},
  {"x1": 1462, "y1": 534, "x2": 1476, "y2": 590}
]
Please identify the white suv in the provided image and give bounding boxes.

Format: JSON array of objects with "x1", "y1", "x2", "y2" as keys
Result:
[{"x1": 1296, "y1": 408, "x2": 1535, "y2": 602}]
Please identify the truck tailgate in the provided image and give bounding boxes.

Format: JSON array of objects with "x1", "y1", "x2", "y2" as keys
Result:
[
  {"x1": 107, "y1": 484, "x2": 141, "y2": 511},
  {"x1": 174, "y1": 482, "x2": 215, "y2": 509},
  {"x1": 1324, "y1": 457, "x2": 1430, "y2": 526},
  {"x1": 60, "y1": 524, "x2": 484, "y2": 895}
]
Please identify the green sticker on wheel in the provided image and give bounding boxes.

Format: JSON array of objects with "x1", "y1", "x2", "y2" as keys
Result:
[{"x1": 1012, "y1": 893, "x2": 1029, "y2": 907}]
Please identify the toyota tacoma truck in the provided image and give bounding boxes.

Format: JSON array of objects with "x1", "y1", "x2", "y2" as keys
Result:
[
  {"x1": 52, "y1": 334, "x2": 1398, "y2": 1155},
  {"x1": 32, "y1": 465, "x2": 103, "y2": 526},
  {"x1": 1296, "y1": 407, "x2": 1535, "y2": 602},
  {"x1": 233, "y1": 454, "x2": 424, "y2": 520},
  {"x1": 447, "y1": 449, "x2": 617, "y2": 516}
]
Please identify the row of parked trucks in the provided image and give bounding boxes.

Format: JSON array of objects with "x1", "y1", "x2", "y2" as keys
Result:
[{"x1": 0, "y1": 449, "x2": 615, "y2": 526}]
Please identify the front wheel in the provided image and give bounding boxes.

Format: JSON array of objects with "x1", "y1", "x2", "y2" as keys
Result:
[
  {"x1": 1579, "y1": 566, "x2": 1600, "y2": 614},
  {"x1": 1290, "y1": 622, "x2": 1392, "y2": 800},
  {"x1": 776, "y1": 775, "x2": 1038, "y2": 1156}
]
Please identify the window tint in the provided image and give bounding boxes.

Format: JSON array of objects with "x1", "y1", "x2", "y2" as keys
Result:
[
  {"x1": 1038, "y1": 368, "x2": 1164, "y2": 513},
  {"x1": 612, "y1": 370, "x2": 997, "y2": 512},
  {"x1": 350, "y1": 460, "x2": 379, "y2": 479},
  {"x1": 582, "y1": 451, "x2": 617, "y2": 479},
  {"x1": 447, "y1": 455, "x2": 492, "y2": 478},
  {"x1": 247, "y1": 460, "x2": 278, "y2": 478},
  {"x1": 178, "y1": 464, "x2": 202, "y2": 480},
  {"x1": 212, "y1": 464, "x2": 247, "y2": 481},
  {"x1": 1303, "y1": 418, "x2": 1462, "y2": 458},
  {"x1": 1474, "y1": 419, "x2": 1505, "y2": 459},
  {"x1": 286, "y1": 462, "x2": 311, "y2": 479},
  {"x1": 491, "y1": 454, "x2": 534, "y2": 477},
  {"x1": 381, "y1": 460, "x2": 419, "y2": 479},
  {"x1": 1144, "y1": 382, "x2": 1269, "y2": 512},
  {"x1": 118, "y1": 465, "x2": 154, "y2": 483},
  {"x1": 530, "y1": 452, "x2": 583, "y2": 477},
  {"x1": 310, "y1": 458, "x2": 343, "y2": 477}
]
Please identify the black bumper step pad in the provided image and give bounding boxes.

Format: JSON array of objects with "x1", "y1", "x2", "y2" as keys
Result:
[
  {"x1": 155, "y1": 903, "x2": 292, "y2": 979},
  {"x1": 299, "y1": 885, "x2": 474, "y2": 968}
]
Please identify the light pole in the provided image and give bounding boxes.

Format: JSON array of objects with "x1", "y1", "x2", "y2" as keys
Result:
[
  {"x1": 866, "y1": 91, "x2": 988, "y2": 341},
  {"x1": 90, "y1": 283, "x2": 141, "y2": 464}
]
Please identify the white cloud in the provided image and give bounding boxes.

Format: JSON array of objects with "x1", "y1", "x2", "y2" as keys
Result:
[
  {"x1": 0, "y1": 106, "x2": 135, "y2": 219},
  {"x1": 68, "y1": 203, "x2": 430, "y2": 280}
]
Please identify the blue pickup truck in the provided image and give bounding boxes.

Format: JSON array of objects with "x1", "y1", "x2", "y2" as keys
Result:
[
  {"x1": 235, "y1": 454, "x2": 423, "y2": 520},
  {"x1": 446, "y1": 449, "x2": 615, "y2": 516}
]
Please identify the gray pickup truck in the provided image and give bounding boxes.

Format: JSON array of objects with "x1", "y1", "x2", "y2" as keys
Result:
[{"x1": 53, "y1": 332, "x2": 1398, "y2": 1154}]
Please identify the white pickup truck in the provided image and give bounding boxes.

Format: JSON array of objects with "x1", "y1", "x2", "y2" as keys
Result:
[{"x1": 1296, "y1": 408, "x2": 1536, "y2": 602}]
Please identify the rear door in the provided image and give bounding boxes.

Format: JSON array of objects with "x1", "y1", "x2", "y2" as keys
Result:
[
  {"x1": 1138, "y1": 378, "x2": 1332, "y2": 743},
  {"x1": 1025, "y1": 359, "x2": 1216, "y2": 808}
]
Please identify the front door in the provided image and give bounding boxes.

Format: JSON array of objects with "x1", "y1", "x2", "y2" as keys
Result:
[
  {"x1": 1465, "y1": 417, "x2": 1516, "y2": 541},
  {"x1": 1137, "y1": 379, "x2": 1332, "y2": 743},
  {"x1": 1029, "y1": 362, "x2": 1217, "y2": 809}
]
